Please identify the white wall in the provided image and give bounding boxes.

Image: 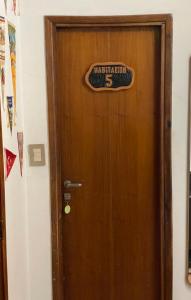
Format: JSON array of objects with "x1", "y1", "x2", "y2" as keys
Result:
[
  {"x1": 5, "y1": 21, "x2": 28, "y2": 299},
  {"x1": 0, "y1": 1, "x2": 28, "y2": 299},
  {"x1": 19, "y1": 1, "x2": 191, "y2": 300}
]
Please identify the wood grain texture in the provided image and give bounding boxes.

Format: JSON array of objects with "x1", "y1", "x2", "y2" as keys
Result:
[
  {"x1": 46, "y1": 14, "x2": 172, "y2": 26},
  {"x1": 58, "y1": 26, "x2": 161, "y2": 300},
  {"x1": 45, "y1": 19, "x2": 65, "y2": 299},
  {"x1": 45, "y1": 15, "x2": 173, "y2": 300},
  {"x1": 163, "y1": 17, "x2": 173, "y2": 300}
]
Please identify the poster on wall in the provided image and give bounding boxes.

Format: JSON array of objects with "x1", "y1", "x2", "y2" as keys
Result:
[
  {"x1": 5, "y1": 148, "x2": 16, "y2": 178},
  {"x1": 11, "y1": 0, "x2": 20, "y2": 16},
  {"x1": 12, "y1": 0, "x2": 16, "y2": 15},
  {"x1": 8, "y1": 22, "x2": 16, "y2": 125},
  {"x1": 17, "y1": 132, "x2": 23, "y2": 176},
  {"x1": 0, "y1": 17, "x2": 5, "y2": 110},
  {"x1": 7, "y1": 96, "x2": 13, "y2": 134}
]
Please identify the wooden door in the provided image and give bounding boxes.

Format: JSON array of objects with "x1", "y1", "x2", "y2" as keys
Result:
[{"x1": 46, "y1": 15, "x2": 172, "y2": 300}]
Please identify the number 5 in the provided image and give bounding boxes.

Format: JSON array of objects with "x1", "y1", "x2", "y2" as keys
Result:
[{"x1": 105, "y1": 74, "x2": 113, "y2": 87}]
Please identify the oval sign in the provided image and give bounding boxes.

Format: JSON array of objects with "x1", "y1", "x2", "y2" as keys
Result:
[{"x1": 85, "y1": 62, "x2": 135, "y2": 92}]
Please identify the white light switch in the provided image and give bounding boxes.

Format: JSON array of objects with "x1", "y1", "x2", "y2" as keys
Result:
[
  {"x1": 33, "y1": 148, "x2": 42, "y2": 162},
  {"x1": 28, "y1": 144, "x2": 46, "y2": 166}
]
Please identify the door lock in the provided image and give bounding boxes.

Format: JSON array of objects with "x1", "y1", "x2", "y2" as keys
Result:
[{"x1": 64, "y1": 180, "x2": 82, "y2": 189}]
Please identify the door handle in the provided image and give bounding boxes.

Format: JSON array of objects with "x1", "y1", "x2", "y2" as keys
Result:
[{"x1": 64, "y1": 180, "x2": 82, "y2": 189}]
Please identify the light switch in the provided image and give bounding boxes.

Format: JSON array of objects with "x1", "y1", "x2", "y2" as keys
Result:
[
  {"x1": 28, "y1": 144, "x2": 46, "y2": 166},
  {"x1": 33, "y1": 148, "x2": 42, "y2": 162}
]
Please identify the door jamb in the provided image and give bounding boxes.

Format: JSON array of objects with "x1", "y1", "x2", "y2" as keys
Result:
[{"x1": 45, "y1": 14, "x2": 173, "y2": 300}]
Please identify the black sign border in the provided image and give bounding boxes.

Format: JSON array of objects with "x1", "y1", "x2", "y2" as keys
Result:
[{"x1": 85, "y1": 62, "x2": 135, "y2": 92}]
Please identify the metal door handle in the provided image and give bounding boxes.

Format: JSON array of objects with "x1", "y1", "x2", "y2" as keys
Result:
[{"x1": 64, "y1": 180, "x2": 82, "y2": 189}]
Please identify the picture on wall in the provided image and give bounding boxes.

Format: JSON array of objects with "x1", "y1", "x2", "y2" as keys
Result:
[
  {"x1": 0, "y1": 16, "x2": 5, "y2": 110},
  {"x1": 8, "y1": 22, "x2": 16, "y2": 125},
  {"x1": 12, "y1": 0, "x2": 20, "y2": 16},
  {"x1": 12, "y1": 0, "x2": 16, "y2": 15},
  {"x1": 17, "y1": 132, "x2": 23, "y2": 176},
  {"x1": 5, "y1": 148, "x2": 16, "y2": 178},
  {"x1": 7, "y1": 96, "x2": 13, "y2": 134}
]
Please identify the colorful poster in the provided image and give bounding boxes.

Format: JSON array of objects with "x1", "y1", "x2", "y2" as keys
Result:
[
  {"x1": 12, "y1": 0, "x2": 20, "y2": 16},
  {"x1": 8, "y1": 22, "x2": 16, "y2": 125},
  {"x1": 12, "y1": 0, "x2": 16, "y2": 15},
  {"x1": 5, "y1": 148, "x2": 16, "y2": 178},
  {"x1": 0, "y1": 17, "x2": 5, "y2": 110},
  {"x1": 17, "y1": 132, "x2": 23, "y2": 176},
  {"x1": 7, "y1": 96, "x2": 13, "y2": 134}
]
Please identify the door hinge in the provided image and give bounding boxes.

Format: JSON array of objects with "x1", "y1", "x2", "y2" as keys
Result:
[{"x1": 0, "y1": 220, "x2": 3, "y2": 241}]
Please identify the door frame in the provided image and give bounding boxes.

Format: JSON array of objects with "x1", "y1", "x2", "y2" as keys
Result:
[
  {"x1": 0, "y1": 102, "x2": 8, "y2": 299},
  {"x1": 45, "y1": 14, "x2": 173, "y2": 300}
]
